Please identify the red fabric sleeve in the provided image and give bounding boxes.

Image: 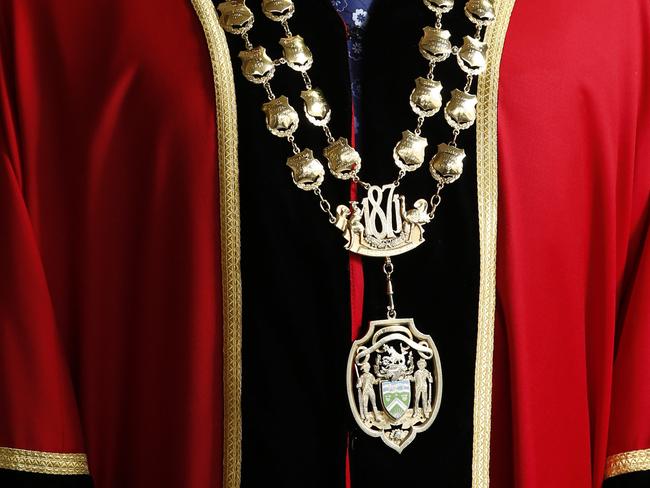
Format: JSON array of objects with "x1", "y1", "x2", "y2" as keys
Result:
[
  {"x1": 0, "y1": 19, "x2": 86, "y2": 454},
  {"x1": 604, "y1": 27, "x2": 650, "y2": 476}
]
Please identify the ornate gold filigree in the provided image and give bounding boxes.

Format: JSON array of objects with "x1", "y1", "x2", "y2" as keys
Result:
[
  {"x1": 605, "y1": 449, "x2": 650, "y2": 479},
  {"x1": 0, "y1": 447, "x2": 89, "y2": 475}
]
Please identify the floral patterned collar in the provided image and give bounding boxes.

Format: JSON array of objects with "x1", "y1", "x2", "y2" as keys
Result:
[{"x1": 330, "y1": 0, "x2": 375, "y2": 138}]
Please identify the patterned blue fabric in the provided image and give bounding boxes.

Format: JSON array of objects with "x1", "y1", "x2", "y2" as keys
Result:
[{"x1": 330, "y1": 0, "x2": 375, "y2": 136}]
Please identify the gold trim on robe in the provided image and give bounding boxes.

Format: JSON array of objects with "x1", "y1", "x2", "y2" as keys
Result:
[
  {"x1": 473, "y1": 0, "x2": 516, "y2": 486},
  {"x1": 0, "y1": 447, "x2": 89, "y2": 475},
  {"x1": 190, "y1": 1, "x2": 242, "y2": 487},
  {"x1": 605, "y1": 449, "x2": 650, "y2": 479}
]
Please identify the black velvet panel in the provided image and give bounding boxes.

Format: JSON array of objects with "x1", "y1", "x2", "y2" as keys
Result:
[
  {"x1": 232, "y1": 1, "x2": 353, "y2": 487},
  {"x1": 350, "y1": 2, "x2": 479, "y2": 487},
  {"x1": 603, "y1": 471, "x2": 650, "y2": 488},
  {"x1": 232, "y1": 1, "x2": 479, "y2": 486},
  {"x1": 0, "y1": 470, "x2": 93, "y2": 488}
]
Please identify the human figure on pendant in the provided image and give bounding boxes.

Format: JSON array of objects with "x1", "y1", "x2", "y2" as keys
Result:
[
  {"x1": 357, "y1": 362, "x2": 379, "y2": 421},
  {"x1": 413, "y1": 359, "x2": 433, "y2": 416}
]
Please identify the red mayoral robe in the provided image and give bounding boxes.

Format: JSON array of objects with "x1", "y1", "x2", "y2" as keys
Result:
[{"x1": 0, "y1": 1, "x2": 648, "y2": 487}]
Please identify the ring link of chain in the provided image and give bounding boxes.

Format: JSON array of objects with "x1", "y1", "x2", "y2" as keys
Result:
[
  {"x1": 287, "y1": 135, "x2": 301, "y2": 155},
  {"x1": 383, "y1": 257, "x2": 397, "y2": 319},
  {"x1": 393, "y1": 169, "x2": 407, "y2": 188},
  {"x1": 314, "y1": 188, "x2": 337, "y2": 224},
  {"x1": 350, "y1": 171, "x2": 371, "y2": 190},
  {"x1": 428, "y1": 183, "x2": 445, "y2": 219}
]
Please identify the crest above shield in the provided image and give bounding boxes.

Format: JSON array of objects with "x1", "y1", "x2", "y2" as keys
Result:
[{"x1": 347, "y1": 317, "x2": 443, "y2": 452}]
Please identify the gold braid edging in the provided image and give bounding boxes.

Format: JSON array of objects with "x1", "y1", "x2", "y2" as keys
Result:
[
  {"x1": 605, "y1": 449, "x2": 650, "y2": 479},
  {"x1": 190, "y1": 1, "x2": 242, "y2": 487},
  {"x1": 473, "y1": 0, "x2": 516, "y2": 486},
  {"x1": 0, "y1": 447, "x2": 89, "y2": 475}
]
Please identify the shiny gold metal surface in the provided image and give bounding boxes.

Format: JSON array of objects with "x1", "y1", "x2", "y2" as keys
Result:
[
  {"x1": 347, "y1": 317, "x2": 443, "y2": 452},
  {"x1": 280, "y1": 35, "x2": 313, "y2": 72},
  {"x1": 457, "y1": 35, "x2": 488, "y2": 75},
  {"x1": 410, "y1": 77, "x2": 443, "y2": 117},
  {"x1": 336, "y1": 184, "x2": 431, "y2": 257},
  {"x1": 0, "y1": 447, "x2": 89, "y2": 475},
  {"x1": 286, "y1": 149, "x2": 325, "y2": 190},
  {"x1": 238, "y1": 46, "x2": 275, "y2": 84},
  {"x1": 422, "y1": 0, "x2": 454, "y2": 14},
  {"x1": 324, "y1": 138, "x2": 361, "y2": 179},
  {"x1": 464, "y1": 0, "x2": 496, "y2": 26},
  {"x1": 262, "y1": 0, "x2": 295, "y2": 22},
  {"x1": 262, "y1": 96, "x2": 299, "y2": 137},
  {"x1": 605, "y1": 449, "x2": 650, "y2": 479},
  {"x1": 419, "y1": 27, "x2": 453, "y2": 62},
  {"x1": 444, "y1": 89, "x2": 477, "y2": 129},
  {"x1": 300, "y1": 88, "x2": 331, "y2": 126},
  {"x1": 216, "y1": 1, "x2": 254, "y2": 34},
  {"x1": 393, "y1": 131, "x2": 428, "y2": 172},
  {"x1": 430, "y1": 143, "x2": 465, "y2": 183}
]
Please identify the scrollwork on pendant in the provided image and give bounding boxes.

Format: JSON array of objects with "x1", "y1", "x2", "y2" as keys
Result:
[
  {"x1": 347, "y1": 317, "x2": 443, "y2": 452},
  {"x1": 335, "y1": 184, "x2": 431, "y2": 257}
]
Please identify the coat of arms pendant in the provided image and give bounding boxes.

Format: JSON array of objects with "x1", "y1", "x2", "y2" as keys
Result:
[{"x1": 347, "y1": 317, "x2": 443, "y2": 452}]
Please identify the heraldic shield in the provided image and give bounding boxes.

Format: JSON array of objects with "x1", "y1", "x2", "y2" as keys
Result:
[{"x1": 347, "y1": 318, "x2": 443, "y2": 452}]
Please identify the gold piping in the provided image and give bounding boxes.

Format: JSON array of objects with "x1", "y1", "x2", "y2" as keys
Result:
[
  {"x1": 0, "y1": 447, "x2": 89, "y2": 475},
  {"x1": 605, "y1": 449, "x2": 650, "y2": 479},
  {"x1": 473, "y1": 0, "x2": 516, "y2": 486},
  {"x1": 190, "y1": 1, "x2": 242, "y2": 487}
]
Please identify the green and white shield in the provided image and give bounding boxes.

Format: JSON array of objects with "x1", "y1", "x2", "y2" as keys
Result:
[{"x1": 380, "y1": 380, "x2": 411, "y2": 420}]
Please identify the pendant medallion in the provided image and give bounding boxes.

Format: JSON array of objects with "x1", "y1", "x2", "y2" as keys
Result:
[
  {"x1": 457, "y1": 36, "x2": 488, "y2": 75},
  {"x1": 347, "y1": 318, "x2": 443, "y2": 452},
  {"x1": 286, "y1": 149, "x2": 325, "y2": 190},
  {"x1": 239, "y1": 47, "x2": 275, "y2": 84},
  {"x1": 216, "y1": 1, "x2": 254, "y2": 34},
  {"x1": 419, "y1": 27, "x2": 453, "y2": 62},
  {"x1": 393, "y1": 130, "x2": 429, "y2": 172},
  {"x1": 280, "y1": 35, "x2": 313, "y2": 72},
  {"x1": 410, "y1": 77, "x2": 443, "y2": 117}
]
